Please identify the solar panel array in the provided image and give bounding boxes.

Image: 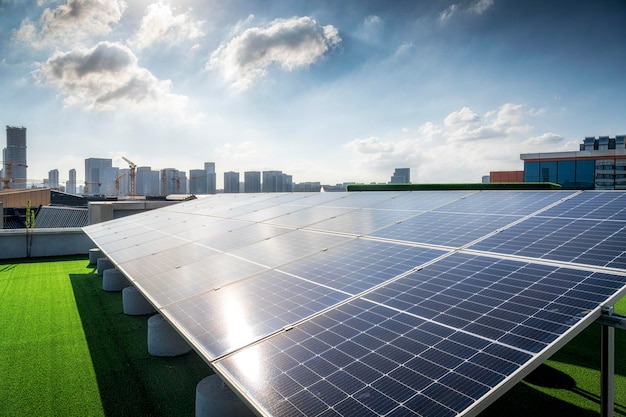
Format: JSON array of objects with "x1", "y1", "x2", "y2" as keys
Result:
[{"x1": 83, "y1": 190, "x2": 626, "y2": 417}]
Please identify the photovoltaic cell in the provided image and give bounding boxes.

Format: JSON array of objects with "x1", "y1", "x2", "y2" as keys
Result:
[
  {"x1": 311, "y1": 209, "x2": 418, "y2": 236},
  {"x1": 81, "y1": 190, "x2": 626, "y2": 417},
  {"x1": 372, "y1": 212, "x2": 521, "y2": 247},
  {"x1": 277, "y1": 238, "x2": 446, "y2": 294},
  {"x1": 216, "y1": 297, "x2": 533, "y2": 417},
  {"x1": 163, "y1": 269, "x2": 351, "y2": 359},
  {"x1": 538, "y1": 191, "x2": 626, "y2": 220},
  {"x1": 433, "y1": 191, "x2": 575, "y2": 215},
  {"x1": 469, "y1": 216, "x2": 626, "y2": 269}
]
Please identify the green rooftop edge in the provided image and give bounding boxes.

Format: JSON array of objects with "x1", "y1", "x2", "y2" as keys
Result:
[{"x1": 346, "y1": 182, "x2": 562, "y2": 191}]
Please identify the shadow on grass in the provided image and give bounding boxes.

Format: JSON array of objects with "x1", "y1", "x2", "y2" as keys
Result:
[
  {"x1": 70, "y1": 268, "x2": 212, "y2": 417},
  {"x1": 482, "y1": 327, "x2": 626, "y2": 417}
]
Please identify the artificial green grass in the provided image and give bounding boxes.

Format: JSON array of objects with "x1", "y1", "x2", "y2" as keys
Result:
[
  {"x1": 0, "y1": 256, "x2": 211, "y2": 417},
  {"x1": 0, "y1": 256, "x2": 625, "y2": 416}
]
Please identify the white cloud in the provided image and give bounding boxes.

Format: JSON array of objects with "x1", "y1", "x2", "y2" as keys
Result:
[
  {"x1": 440, "y1": 0, "x2": 494, "y2": 23},
  {"x1": 131, "y1": 1, "x2": 204, "y2": 50},
  {"x1": 361, "y1": 15, "x2": 382, "y2": 39},
  {"x1": 208, "y1": 16, "x2": 341, "y2": 90},
  {"x1": 439, "y1": 4, "x2": 458, "y2": 22},
  {"x1": 525, "y1": 133, "x2": 564, "y2": 146},
  {"x1": 13, "y1": 0, "x2": 126, "y2": 46},
  {"x1": 469, "y1": 0, "x2": 494, "y2": 15},
  {"x1": 344, "y1": 137, "x2": 423, "y2": 175},
  {"x1": 345, "y1": 103, "x2": 547, "y2": 183},
  {"x1": 35, "y1": 41, "x2": 189, "y2": 112},
  {"x1": 444, "y1": 106, "x2": 481, "y2": 126}
]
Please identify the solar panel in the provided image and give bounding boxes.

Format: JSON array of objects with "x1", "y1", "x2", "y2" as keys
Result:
[
  {"x1": 82, "y1": 190, "x2": 626, "y2": 417},
  {"x1": 372, "y1": 212, "x2": 521, "y2": 247}
]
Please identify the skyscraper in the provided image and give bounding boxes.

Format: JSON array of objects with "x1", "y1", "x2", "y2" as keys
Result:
[
  {"x1": 390, "y1": 168, "x2": 410, "y2": 184},
  {"x1": 224, "y1": 171, "x2": 240, "y2": 193},
  {"x1": 136, "y1": 166, "x2": 160, "y2": 196},
  {"x1": 3, "y1": 126, "x2": 27, "y2": 189},
  {"x1": 67, "y1": 169, "x2": 77, "y2": 194},
  {"x1": 48, "y1": 169, "x2": 59, "y2": 189},
  {"x1": 189, "y1": 169, "x2": 207, "y2": 194},
  {"x1": 244, "y1": 171, "x2": 261, "y2": 193},
  {"x1": 205, "y1": 162, "x2": 216, "y2": 195},
  {"x1": 84, "y1": 158, "x2": 112, "y2": 195}
]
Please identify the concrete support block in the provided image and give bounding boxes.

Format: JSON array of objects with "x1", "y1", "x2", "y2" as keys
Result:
[
  {"x1": 88, "y1": 248, "x2": 105, "y2": 265},
  {"x1": 97, "y1": 258, "x2": 113, "y2": 275},
  {"x1": 196, "y1": 375, "x2": 255, "y2": 417},
  {"x1": 148, "y1": 314, "x2": 191, "y2": 357},
  {"x1": 123, "y1": 286, "x2": 155, "y2": 315},
  {"x1": 102, "y1": 269, "x2": 129, "y2": 292}
]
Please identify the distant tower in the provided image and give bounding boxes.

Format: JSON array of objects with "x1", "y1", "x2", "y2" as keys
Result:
[
  {"x1": 262, "y1": 170, "x2": 282, "y2": 192},
  {"x1": 189, "y1": 169, "x2": 207, "y2": 194},
  {"x1": 84, "y1": 158, "x2": 112, "y2": 195},
  {"x1": 205, "y1": 162, "x2": 216, "y2": 194},
  {"x1": 224, "y1": 171, "x2": 240, "y2": 193},
  {"x1": 390, "y1": 168, "x2": 410, "y2": 184},
  {"x1": 48, "y1": 169, "x2": 59, "y2": 189},
  {"x1": 3, "y1": 126, "x2": 27, "y2": 189},
  {"x1": 244, "y1": 171, "x2": 261, "y2": 193},
  {"x1": 67, "y1": 169, "x2": 77, "y2": 194}
]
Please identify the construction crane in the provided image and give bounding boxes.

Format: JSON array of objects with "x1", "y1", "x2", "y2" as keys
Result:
[
  {"x1": 84, "y1": 181, "x2": 101, "y2": 195},
  {"x1": 0, "y1": 161, "x2": 28, "y2": 190},
  {"x1": 114, "y1": 172, "x2": 127, "y2": 197},
  {"x1": 122, "y1": 156, "x2": 137, "y2": 197}
]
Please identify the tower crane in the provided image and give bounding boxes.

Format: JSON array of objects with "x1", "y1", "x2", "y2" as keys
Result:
[
  {"x1": 114, "y1": 172, "x2": 127, "y2": 197},
  {"x1": 0, "y1": 161, "x2": 28, "y2": 190},
  {"x1": 84, "y1": 181, "x2": 101, "y2": 195},
  {"x1": 122, "y1": 156, "x2": 137, "y2": 197}
]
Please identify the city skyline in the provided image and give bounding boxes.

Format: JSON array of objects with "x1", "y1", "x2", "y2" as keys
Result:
[{"x1": 1, "y1": 1, "x2": 625, "y2": 188}]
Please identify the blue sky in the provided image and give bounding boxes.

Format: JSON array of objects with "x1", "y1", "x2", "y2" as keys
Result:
[{"x1": 1, "y1": 0, "x2": 625, "y2": 188}]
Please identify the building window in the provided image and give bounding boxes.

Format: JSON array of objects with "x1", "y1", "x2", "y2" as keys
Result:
[{"x1": 524, "y1": 162, "x2": 539, "y2": 182}]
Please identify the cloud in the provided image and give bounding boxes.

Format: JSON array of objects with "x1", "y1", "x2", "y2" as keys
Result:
[
  {"x1": 525, "y1": 133, "x2": 564, "y2": 146},
  {"x1": 447, "y1": 103, "x2": 532, "y2": 142},
  {"x1": 345, "y1": 103, "x2": 545, "y2": 183},
  {"x1": 131, "y1": 1, "x2": 204, "y2": 50},
  {"x1": 35, "y1": 41, "x2": 188, "y2": 112},
  {"x1": 468, "y1": 0, "x2": 494, "y2": 15},
  {"x1": 439, "y1": 4, "x2": 458, "y2": 22},
  {"x1": 13, "y1": 0, "x2": 126, "y2": 46},
  {"x1": 444, "y1": 106, "x2": 481, "y2": 126},
  {"x1": 344, "y1": 137, "x2": 423, "y2": 173},
  {"x1": 439, "y1": 0, "x2": 494, "y2": 23},
  {"x1": 208, "y1": 16, "x2": 341, "y2": 90}
]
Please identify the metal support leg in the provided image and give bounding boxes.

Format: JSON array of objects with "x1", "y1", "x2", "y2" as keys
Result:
[{"x1": 600, "y1": 324, "x2": 614, "y2": 417}]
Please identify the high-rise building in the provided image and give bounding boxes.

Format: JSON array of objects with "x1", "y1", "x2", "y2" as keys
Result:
[
  {"x1": 188, "y1": 162, "x2": 216, "y2": 194},
  {"x1": 390, "y1": 168, "x2": 410, "y2": 184},
  {"x1": 100, "y1": 166, "x2": 120, "y2": 196},
  {"x1": 66, "y1": 169, "x2": 77, "y2": 194},
  {"x1": 48, "y1": 169, "x2": 59, "y2": 189},
  {"x1": 84, "y1": 158, "x2": 112, "y2": 195},
  {"x1": 189, "y1": 169, "x2": 207, "y2": 194},
  {"x1": 3, "y1": 126, "x2": 27, "y2": 189},
  {"x1": 244, "y1": 171, "x2": 261, "y2": 193},
  {"x1": 205, "y1": 162, "x2": 216, "y2": 195},
  {"x1": 224, "y1": 171, "x2": 240, "y2": 193},
  {"x1": 136, "y1": 166, "x2": 160, "y2": 196}
]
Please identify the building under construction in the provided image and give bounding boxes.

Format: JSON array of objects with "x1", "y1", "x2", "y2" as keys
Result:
[{"x1": 1, "y1": 125, "x2": 27, "y2": 190}]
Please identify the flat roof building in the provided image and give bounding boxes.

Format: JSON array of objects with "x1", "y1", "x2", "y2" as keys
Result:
[{"x1": 521, "y1": 135, "x2": 626, "y2": 190}]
